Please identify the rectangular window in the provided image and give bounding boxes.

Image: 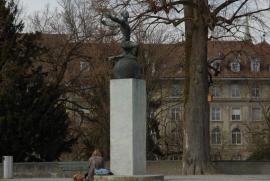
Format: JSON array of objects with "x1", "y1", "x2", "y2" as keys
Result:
[
  {"x1": 231, "y1": 85, "x2": 240, "y2": 98},
  {"x1": 211, "y1": 107, "x2": 221, "y2": 121},
  {"x1": 170, "y1": 84, "x2": 181, "y2": 97},
  {"x1": 171, "y1": 107, "x2": 180, "y2": 121},
  {"x1": 212, "y1": 86, "x2": 221, "y2": 98},
  {"x1": 211, "y1": 133, "x2": 221, "y2": 145},
  {"x1": 251, "y1": 60, "x2": 260, "y2": 72},
  {"x1": 252, "y1": 107, "x2": 261, "y2": 121},
  {"x1": 251, "y1": 86, "x2": 260, "y2": 98},
  {"x1": 232, "y1": 108, "x2": 241, "y2": 121},
  {"x1": 211, "y1": 128, "x2": 221, "y2": 145},
  {"x1": 232, "y1": 131, "x2": 241, "y2": 144},
  {"x1": 179, "y1": 105, "x2": 184, "y2": 121}
]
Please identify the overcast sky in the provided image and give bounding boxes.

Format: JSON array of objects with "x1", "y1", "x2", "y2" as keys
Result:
[
  {"x1": 21, "y1": 0, "x2": 60, "y2": 13},
  {"x1": 20, "y1": 0, "x2": 269, "y2": 43}
]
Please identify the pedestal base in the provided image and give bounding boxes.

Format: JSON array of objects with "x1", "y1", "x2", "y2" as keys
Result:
[
  {"x1": 94, "y1": 175, "x2": 164, "y2": 181},
  {"x1": 110, "y1": 79, "x2": 146, "y2": 175}
]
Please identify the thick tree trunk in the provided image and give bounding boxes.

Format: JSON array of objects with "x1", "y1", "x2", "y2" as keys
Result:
[{"x1": 182, "y1": 0, "x2": 210, "y2": 175}]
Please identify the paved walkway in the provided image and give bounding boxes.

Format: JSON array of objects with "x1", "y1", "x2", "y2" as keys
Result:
[
  {"x1": 166, "y1": 175, "x2": 270, "y2": 181},
  {"x1": 1, "y1": 175, "x2": 270, "y2": 181},
  {"x1": 0, "y1": 179, "x2": 72, "y2": 181}
]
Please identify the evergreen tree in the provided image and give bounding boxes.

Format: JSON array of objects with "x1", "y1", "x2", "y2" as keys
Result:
[
  {"x1": 0, "y1": 0, "x2": 24, "y2": 71},
  {"x1": 0, "y1": 0, "x2": 74, "y2": 162}
]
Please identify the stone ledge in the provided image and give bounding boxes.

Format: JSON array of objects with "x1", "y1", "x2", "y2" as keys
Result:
[{"x1": 94, "y1": 175, "x2": 164, "y2": 181}]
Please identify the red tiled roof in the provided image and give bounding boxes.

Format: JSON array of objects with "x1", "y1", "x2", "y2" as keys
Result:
[
  {"x1": 39, "y1": 34, "x2": 270, "y2": 80},
  {"x1": 208, "y1": 41, "x2": 270, "y2": 79},
  {"x1": 161, "y1": 40, "x2": 270, "y2": 78}
]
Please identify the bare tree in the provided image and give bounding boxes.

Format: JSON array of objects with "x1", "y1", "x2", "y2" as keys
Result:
[
  {"x1": 28, "y1": 0, "x2": 109, "y2": 159},
  {"x1": 28, "y1": 1, "x2": 185, "y2": 160},
  {"x1": 245, "y1": 102, "x2": 270, "y2": 160},
  {"x1": 140, "y1": 46, "x2": 184, "y2": 160},
  {"x1": 95, "y1": 0, "x2": 270, "y2": 174}
]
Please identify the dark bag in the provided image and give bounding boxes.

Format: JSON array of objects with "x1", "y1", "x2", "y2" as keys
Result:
[{"x1": 84, "y1": 172, "x2": 88, "y2": 179}]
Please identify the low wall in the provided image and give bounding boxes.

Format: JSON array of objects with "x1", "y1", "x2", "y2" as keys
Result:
[
  {"x1": 148, "y1": 161, "x2": 270, "y2": 175},
  {"x1": 147, "y1": 161, "x2": 182, "y2": 175},
  {"x1": 213, "y1": 161, "x2": 270, "y2": 174},
  {"x1": 1, "y1": 161, "x2": 270, "y2": 178},
  {"x1": 0, "y1": 162, "x2": 63, "y2": 178}
]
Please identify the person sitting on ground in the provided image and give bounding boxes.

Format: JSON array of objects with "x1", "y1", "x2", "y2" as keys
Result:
[{"x1": 86, "y1": 149, "x2": 105, "y2": 181}]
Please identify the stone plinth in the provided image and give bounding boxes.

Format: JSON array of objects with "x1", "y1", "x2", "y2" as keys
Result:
[
  {"x1": 110, "y1": 79, "x2": 146, "y2": 175},
  {"x1": 94, "y1": 175, "x2": 164, "y2": 181}
]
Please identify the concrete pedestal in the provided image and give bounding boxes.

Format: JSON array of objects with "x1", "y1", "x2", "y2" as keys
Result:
[{"x1": 110, "y1": 79, "x2": 146, "y2": 176}]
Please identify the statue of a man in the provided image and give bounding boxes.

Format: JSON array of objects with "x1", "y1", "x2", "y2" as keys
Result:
[{"x1": 101, "y1": 10, "x2": 131, "y2": 42}]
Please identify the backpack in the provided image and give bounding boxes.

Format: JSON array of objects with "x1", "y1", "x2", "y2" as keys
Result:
[{"x1": 94, "y1": 168, "x2": 111, "y2": 175}]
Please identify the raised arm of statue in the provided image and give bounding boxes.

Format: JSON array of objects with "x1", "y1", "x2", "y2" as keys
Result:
[
  {"x1": 104, "y1": 12, "x2": 124, "y2": 24},
  {"x1": 101, "y1": 14, "x2": 119, "y2": 28},
  {"x1": 101, "y1": 10, "x2": 131, "y2": 41}
]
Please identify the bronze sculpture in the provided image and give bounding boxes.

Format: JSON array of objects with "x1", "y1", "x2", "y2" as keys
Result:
[{"x1": 101, "y1": 10, "x2": 141, "y2": 79}]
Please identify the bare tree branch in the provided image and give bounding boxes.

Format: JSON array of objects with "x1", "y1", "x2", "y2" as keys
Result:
[
  {"x1": 216, "y1": 6, "x2": 270, "y2": 25},
  {"x1": 213, "y1": 0, "x2": 240, "y2": 16}
]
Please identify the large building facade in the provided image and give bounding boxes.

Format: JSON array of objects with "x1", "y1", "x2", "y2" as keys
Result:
[{"x1": 159, "y1": 41, "x2": 270, "y2": 160}]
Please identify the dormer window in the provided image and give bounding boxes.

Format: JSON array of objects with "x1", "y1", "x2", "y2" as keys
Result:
[
  {"x1": 251, "y1": 59, "x2": 260, "y2": 72},
  {"x1": 80, "y1": 61, "x2": 90, "y2": 71},
  {"x1": 177, "y1": 64, "x2": 184, "y2": 74},
  {"x1": 230, "y1": 54, "x2": 241, "y2": 72},
  {"x1": 231, "y1": 59, "x2": 240, "y2": 72},
  {"x1": 211, "y1": 61, "x2": 221, "y2": 72},
  {"x1": 231, "y1": 61, "x2": 240, "y2": 72}
]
